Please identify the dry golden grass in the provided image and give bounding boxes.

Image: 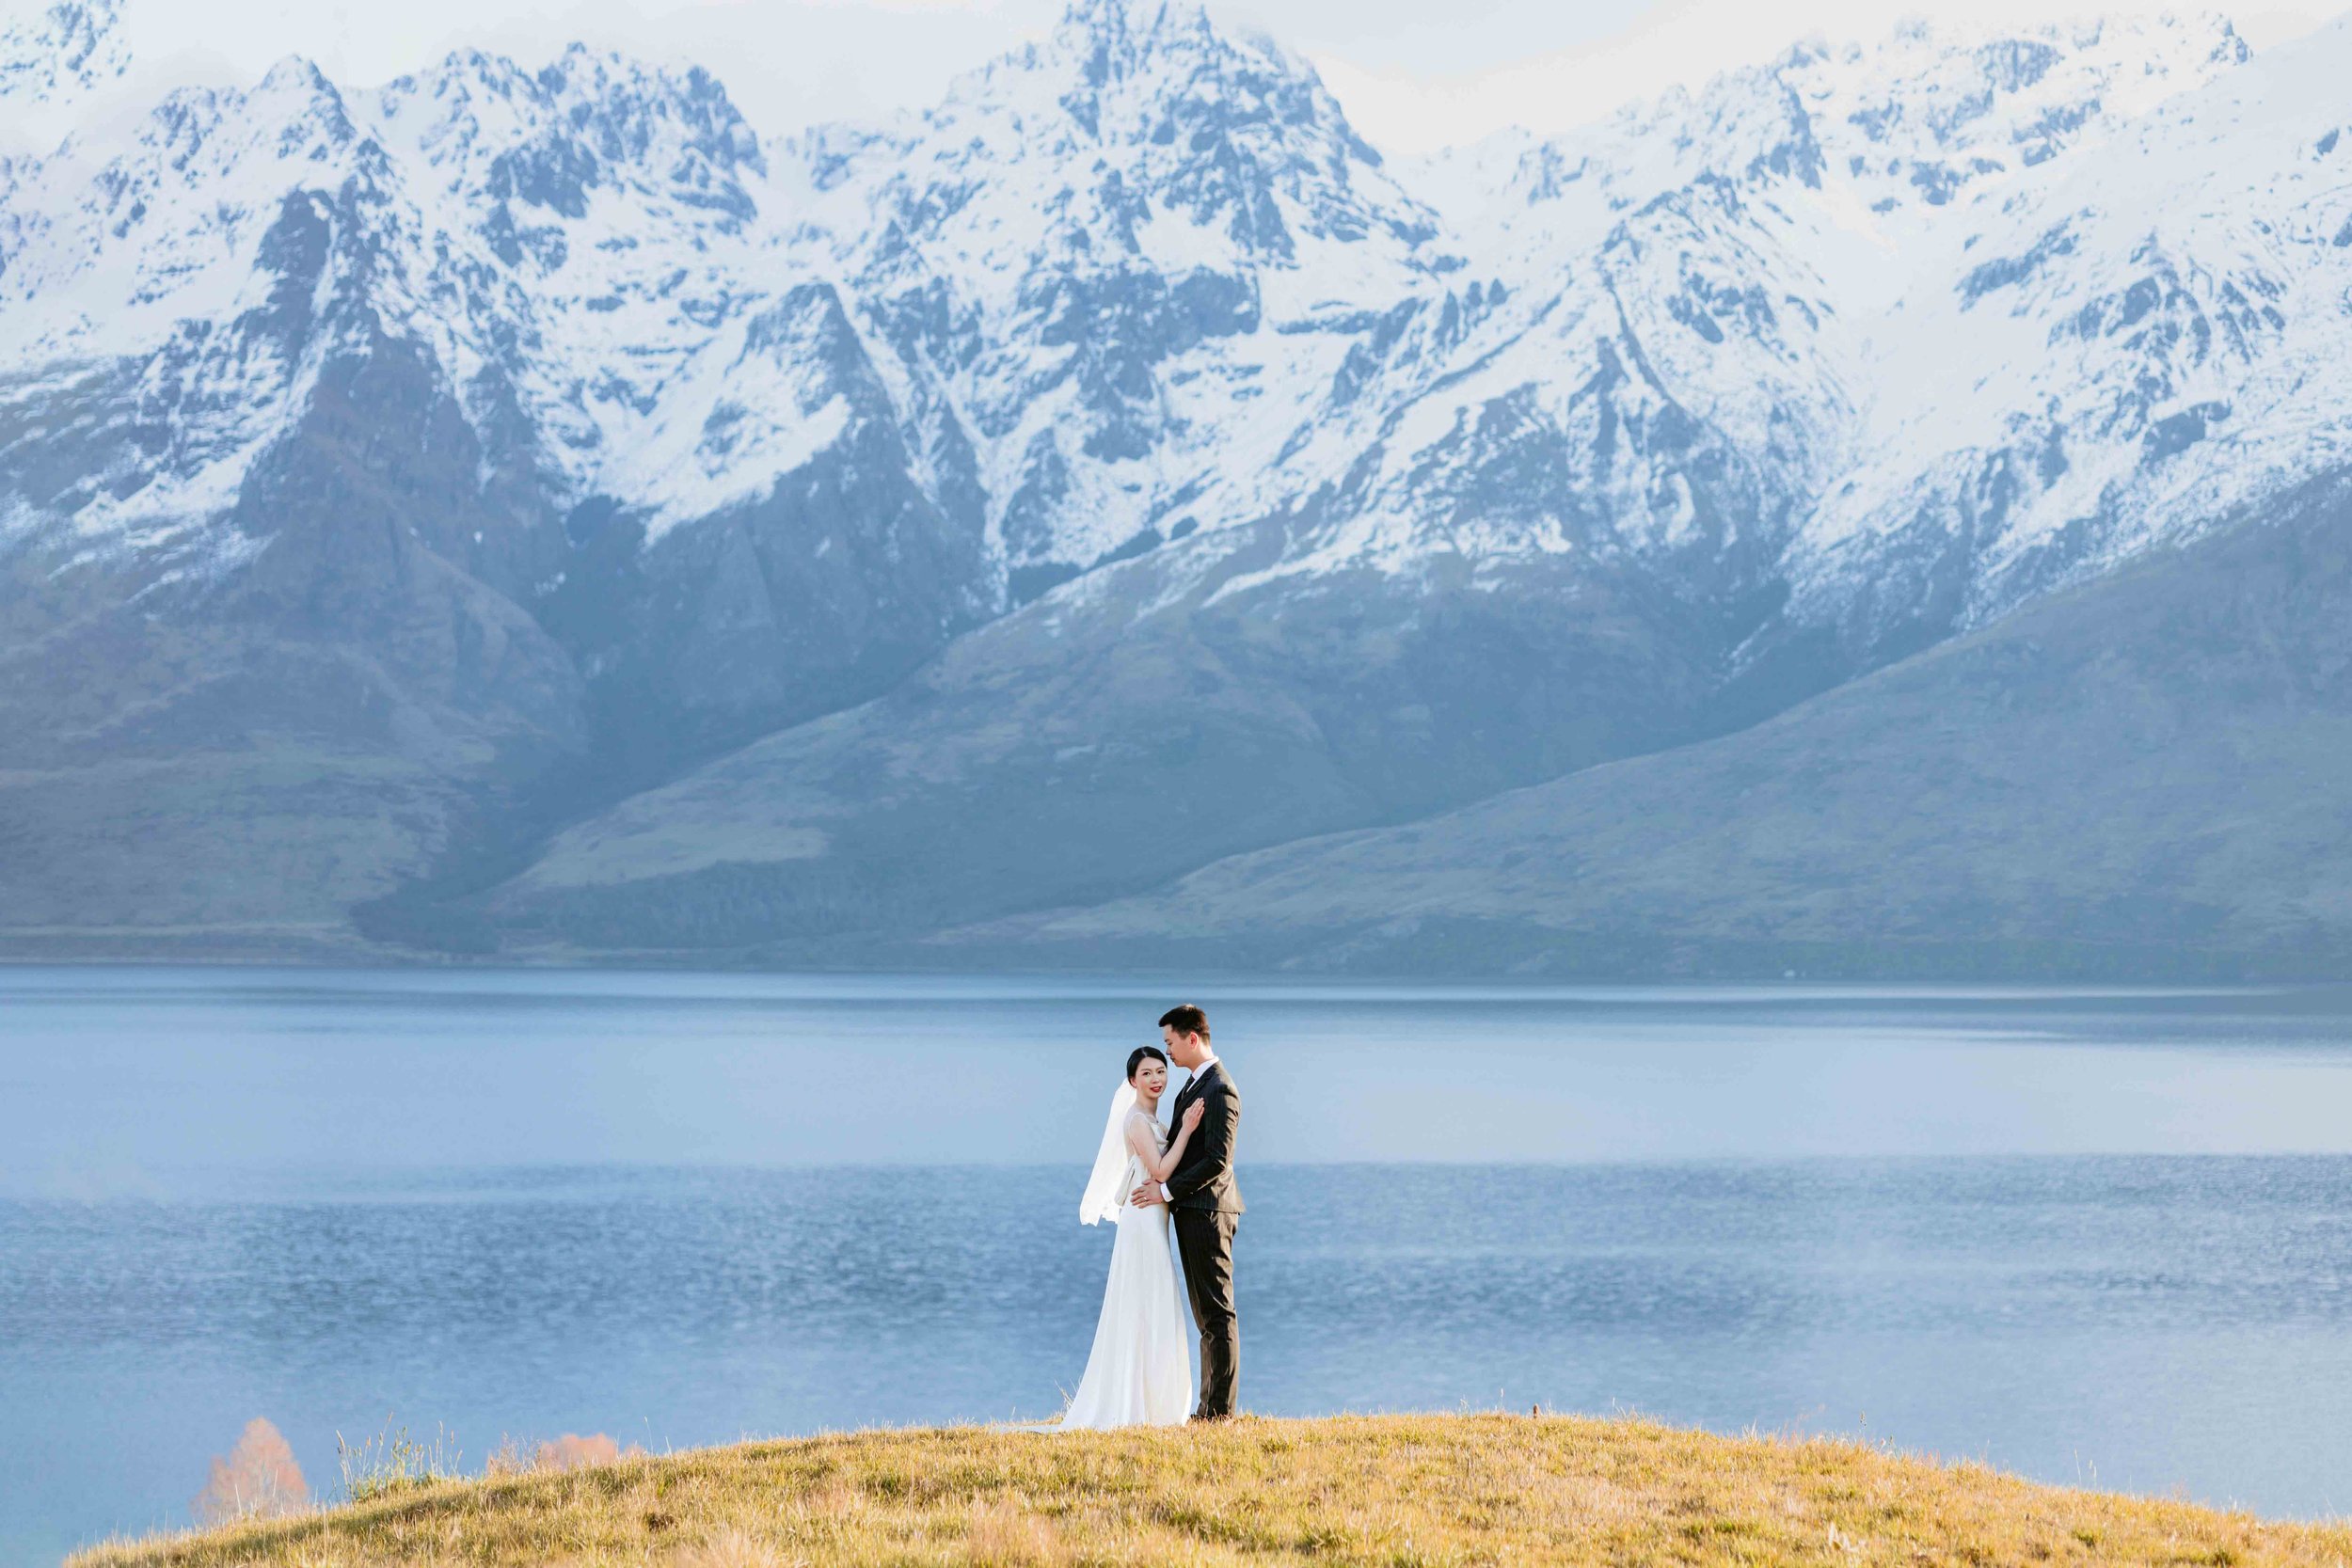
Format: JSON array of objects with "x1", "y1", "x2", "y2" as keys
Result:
[{"x1": 70, "y1": 1413, "x2": 2352, "y2": 1568}]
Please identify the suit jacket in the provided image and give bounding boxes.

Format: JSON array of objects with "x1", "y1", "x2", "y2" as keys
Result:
[{"x1": 1163, "y1": 1060, "x2": 1244, "y2": 1214}]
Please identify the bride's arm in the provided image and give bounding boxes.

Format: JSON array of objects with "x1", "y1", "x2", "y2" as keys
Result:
[{"x1": 1128, "y1": 1101, "x2": 1205, "y2": 1182}]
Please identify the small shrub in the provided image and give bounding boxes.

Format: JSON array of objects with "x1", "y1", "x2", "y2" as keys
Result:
[
  {"x1": 192, "y1": 1418, "x2": 309, "y2": 1526},
  {"x1": 533, "y1": 1433, "x2": 645, "y2": 1472}
]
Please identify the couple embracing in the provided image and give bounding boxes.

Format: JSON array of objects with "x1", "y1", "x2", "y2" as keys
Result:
[{"x1": 1059, "y1": 1004, "x2": 1243, "y2": 1430}]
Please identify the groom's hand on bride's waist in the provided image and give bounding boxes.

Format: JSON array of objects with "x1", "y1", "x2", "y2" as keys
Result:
[{"x1": 1130, "y1": 1181, "x2": 1167, "y2": 1208}]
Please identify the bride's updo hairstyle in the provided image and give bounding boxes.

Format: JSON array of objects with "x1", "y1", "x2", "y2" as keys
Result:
[{"x1": 1126, "y1": 1045, "x2": 1168, "y2": 1082}]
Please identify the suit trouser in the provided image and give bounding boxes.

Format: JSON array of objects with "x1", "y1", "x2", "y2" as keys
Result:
[{"x1": 1172, "y1": 1207, "x2": 1240, "y2": 1418}]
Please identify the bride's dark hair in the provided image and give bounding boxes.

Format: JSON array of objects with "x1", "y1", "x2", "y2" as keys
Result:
[{"x1": 1126, "y1": 1045, "x2": 1168, "y2": 1082}]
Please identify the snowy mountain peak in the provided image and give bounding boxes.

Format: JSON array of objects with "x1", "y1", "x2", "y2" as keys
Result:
[
  {"x1": 834, "y1": 0, "x2": 1438, "y2": 285},
  {"x1": 255, "y1": 54, "x2": 334, "y2": 97},
  {"x1": 372, "y1": 43, "x2": 765, "y2": 230},
  {"x1": 1041, "y1": 0, "x2": 1323, "y2": 116},
  {"x1": 1050, "y1": 0, "x2": 1217, "y2": 71}
]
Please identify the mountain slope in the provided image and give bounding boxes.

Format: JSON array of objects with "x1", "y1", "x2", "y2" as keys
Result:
[
  {"x1": 472, "y1": 515, "x2": 1737, "y2": 953},
  {"x1": 946, "y1": 474, "x2": 2352, "y2": 977}
]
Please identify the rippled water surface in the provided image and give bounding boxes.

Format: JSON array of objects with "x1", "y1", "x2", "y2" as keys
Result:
[{"x1": 6, "y1": 970, "x2": 2352, "y2": 1561}]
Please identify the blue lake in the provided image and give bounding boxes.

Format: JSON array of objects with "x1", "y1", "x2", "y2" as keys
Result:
[{"x1": 6, "y1": 970, "x2": 2352, "y2": 1561}]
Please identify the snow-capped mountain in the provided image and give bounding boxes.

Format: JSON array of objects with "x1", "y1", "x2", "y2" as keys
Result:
[
  {"x1": 7, "y1": 1, "x2": 2327, "y2": 634},
  {"x1": 4, "y1": 0, "x2": 2350, "y2": 959}
]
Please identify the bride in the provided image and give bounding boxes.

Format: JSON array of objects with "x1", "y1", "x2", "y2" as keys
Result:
[{"x1": 1059, "y1": 1046, "x2": 1204, "y2": 1429}]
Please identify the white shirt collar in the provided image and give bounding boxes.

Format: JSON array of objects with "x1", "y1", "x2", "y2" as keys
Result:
[{"x1": 1189, "y1": 1053, "x2": 1218, "y2": 1079}]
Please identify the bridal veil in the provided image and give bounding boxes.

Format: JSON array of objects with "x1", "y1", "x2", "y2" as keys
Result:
[{"x1": 1078, "y1": 1081, "x2": 1139, "y2": 1225}]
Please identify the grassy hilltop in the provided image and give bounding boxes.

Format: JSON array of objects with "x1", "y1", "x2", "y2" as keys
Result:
[{"x1": 72, "y1": 1414, "x2": 2352, "y2": 1568}]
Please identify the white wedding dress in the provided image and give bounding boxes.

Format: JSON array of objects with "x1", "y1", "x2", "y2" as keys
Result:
[{"x1": 1059, "y1": 1101, "x2": 1193, "y2": 1430}]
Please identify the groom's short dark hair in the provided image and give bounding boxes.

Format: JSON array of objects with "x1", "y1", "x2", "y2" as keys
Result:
[{"x1": 1159, "y1": 1004, "x2": 1210, "y2": 1041}]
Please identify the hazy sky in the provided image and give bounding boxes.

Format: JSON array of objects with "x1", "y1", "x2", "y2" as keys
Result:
[{"x1": 31, "y1": 0, "x2": 2352, "y2": 153}]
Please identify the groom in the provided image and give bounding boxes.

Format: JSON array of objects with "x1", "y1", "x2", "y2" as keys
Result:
[{"x1": 1131, "y1": 1003, "x2": 1243, "y2": 1421}]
